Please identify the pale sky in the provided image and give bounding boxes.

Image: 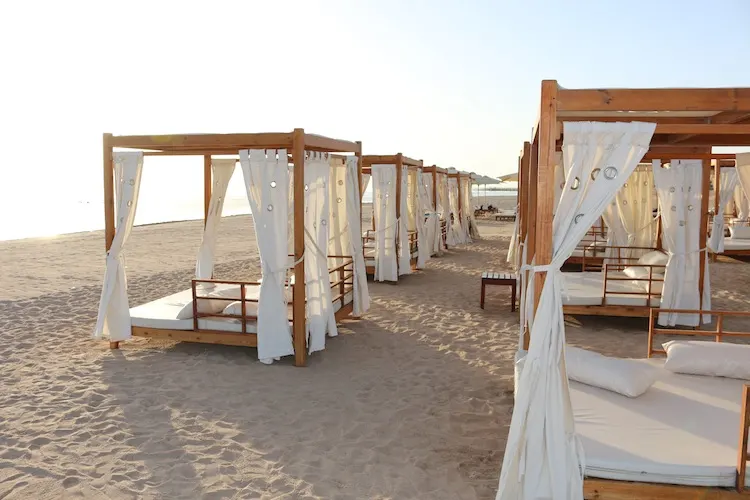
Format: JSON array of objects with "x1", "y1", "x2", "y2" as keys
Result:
[{"x1": 1, "y1": 0, "x2": 749, "y2": 208}]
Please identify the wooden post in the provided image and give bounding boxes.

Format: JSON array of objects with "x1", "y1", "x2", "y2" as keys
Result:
[
  {"x1": 432, "y1": 167, "x2": 438, "y2": 211},
  {"x1": 737, "y1": 384, "x2": 750, "y2": 492},
  {"x1": 523, "y1": 138, "x2": 539, "y2": 351},
  {"x1": 698, "y1": 159, "x2": 711, "y2": 311},
  {"x1": 292, "y1": 128, "x2": 307, "y2": 367},
  {"x1": 532, "y1": 80, "x2": 558, "y2": 326},
  {"x1": 655, "y1": 213, "x2": 663, "y2": 251},
  {"x1": 203, "y1": 155, "x2": 212, "y2": 225},
  {"x1": 102, "y1": 133, "x2": 119, "y2": 350},
  {"x1": 396, "y1": 154, "x2": 403, "y2": 268}
]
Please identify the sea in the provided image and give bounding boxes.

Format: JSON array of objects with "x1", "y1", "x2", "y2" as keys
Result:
[{"x1": 0, "y1": 186, "x2": 516, "y2": 242}]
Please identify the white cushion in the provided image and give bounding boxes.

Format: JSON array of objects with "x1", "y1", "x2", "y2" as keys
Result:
[
  {"x1": 622, "y1": 266, "x2": 649, "y2": 279},
  {"x1": 663, "y1": 341, "x2": 750, "y2": 380},
  {"x1": 729, "y1": 225, "x2": 750, "y2": 239},
  {"x1": 222, "y1": 301, "x2": 259, "y2": 317},
  {"x1": 175, "y1": 284, "x2": 240, "y2": 320},
  {"x1": 566, "y1": 346, "x2": 657, "y2": 398},
  {"x1": 637, "y1": 250, "x2": 669, "y2": 267}
]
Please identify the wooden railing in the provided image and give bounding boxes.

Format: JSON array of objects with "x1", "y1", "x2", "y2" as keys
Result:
[
  {"x1": 191, "y1": 256, "x2": 355, "y2": 333},
  {"x1": 580, "y1": 245, "x2": 659, "y2": 271},
  {"x1": 601, "y1": 261, "x2": 665, "y2": 306},
  {"x1": 647, "y1": 307, "x2": 750, "y2": 492}
]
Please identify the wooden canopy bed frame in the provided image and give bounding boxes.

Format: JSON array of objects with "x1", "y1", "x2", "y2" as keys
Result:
[
  {"x1": 103, "y1": 129, "x2": 362, "y2": 367},
  {"x1": 360, "y1": 154, "x2": 422, "y2": 277},
  {"x1": 712, "y1": 157, "x2": 750, "y2": 258},
  {"x1": 520, "y1": 81, "x2": 750, "y2": 499},
  {"x1": 423, "y1": 164, "x2": 450, "y2": 249}
]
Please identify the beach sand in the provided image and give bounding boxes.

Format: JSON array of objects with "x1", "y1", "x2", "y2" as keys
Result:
[{"x1": 2, "y1": 197, "x2": 750, "y2": 499}]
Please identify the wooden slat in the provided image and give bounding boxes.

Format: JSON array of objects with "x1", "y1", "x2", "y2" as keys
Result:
[
  {"x1": 131, "y1": 327, "x2": 258, "y2": 347},
  {"x1": 698, "y1": 160, "x2": 711, "y2": 310},
  {"x1": 584, "y1": 478, "x2": 745, "y2": 499},
  {"x1": 557, "y1": 87, "x2": 750, "y2": 112},
  {"x1": 304, "y1": 133, "x2": 360, "y2": 153},
  {"x1": 655, "y1": 135, "x2": 750, "y2": 147},
  {"x1": 670, "y1": 112, "x2": 750, "y2": 144},
  {"x1": 738, "y1": 385, "x2": 750, "y2": 492},
  {"x1": 110, "y1": 132, "x2": 294, "y2": 150},
  {"x1": 655, "y1": 124, "x2": 750, "y2": 135},
  {"x1": 103, "y1": 133, "x2": 115, "y2": 252}
]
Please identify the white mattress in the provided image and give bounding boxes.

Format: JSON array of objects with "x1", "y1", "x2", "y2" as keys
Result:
[
  {"x1": 562, "y1": 271, "x2": 661, "y2": 307},
  {"x1": 723, "y1": 237, "x2": 750, "y2": 251},
  {"x1": 130, "y1": 285, "x2": 353, "y2": 333},
  {"x1": 573, "y1": 358, "x2": 750, "y2": 487}
]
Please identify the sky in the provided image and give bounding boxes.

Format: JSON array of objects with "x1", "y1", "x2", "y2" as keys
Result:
[{"x1": 1, "y1": 0, "x2": 749, "y2": 211}]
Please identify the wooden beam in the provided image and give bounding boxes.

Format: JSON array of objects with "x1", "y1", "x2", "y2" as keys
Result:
[
  {"x1": 103, "y1": 133, "x2": 115, "y2": 252},
  {"x1": 557, "y1": 87, "x2": 750, "y2": 112},
  {"x1": 304, "y1": 133, "x2": 360, "y2": 153},
  {"x1": 203, "y1": 155, "x2": 212, "y2": 225},
  {"x1": 523, "y1": 137, "x2": 539, "y2": 350},
  {"x1": 584, "y1": 478, "x2": 745, "y2": 499},
  {"x1": 292, "y1": 128, "x2": 307, "y2": 367},
  {"x1": 131, "y1": 327, "x2": 258, "y2": 347},
  {"x1": 670, "y1": 112, "x2": 750, "y2": 144},
  {"x1": 657, "y1": 135, "x2": 750, "y2": 147},
  {"x1": 656, "y1": 124, "x2": 750, "y2": 135},
  {"x1": 643, "y1": 152, "x2": 736, "y2": 161},
  {"x1": 533, "y1": 80, "x2": 558, "y2": 322},
  {"x1": 110, "y1": 132, "x2": 294, "y2": 150}
]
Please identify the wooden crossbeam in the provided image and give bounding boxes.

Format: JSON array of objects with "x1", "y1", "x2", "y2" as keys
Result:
[
  {"x1": 557, "y1": 87, "x2": 750, "y2": 112},
  {"x1": 669, "y1": 112, "x2": 750, "y2": 144}
]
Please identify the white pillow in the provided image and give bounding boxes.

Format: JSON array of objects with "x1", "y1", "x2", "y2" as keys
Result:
[
  {"x1": 622, "y1": 266, "x2": 649, "y2": 279},
  {"x1": 663, "y1": 341, "x2": 750, "y2": 379},
  {"x1": 729, "y1": 225, "x2": 750, "y2": 239},
  {"x1": 176, "y1": 297, "x2": 228, "y2": 319},
  {"x1": 637, "y1": 250, "x2": 669, "y2": 267},
  {"x1": 566, "y1": 346, "x2": 657, "y2": 397},
  {"x1": 222, "y1": 301, "x2": 259, "y2": 317}
]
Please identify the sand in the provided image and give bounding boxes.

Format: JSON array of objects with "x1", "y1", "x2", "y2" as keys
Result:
[{"x1": 2, "y1": 196, "x2": 750, "y2": 499}]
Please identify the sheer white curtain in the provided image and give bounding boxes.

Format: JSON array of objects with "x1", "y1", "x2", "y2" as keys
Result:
[
  {"x1": 553, "y1": 152, "x2": 565, "y2": 212},
  {"x1": 709, "y1": 167, "x2": 739, "y2": 253},
  {"x1": 735, "y1": 184, "x2": 750, "y2": 220},
  {"x1": 439, "y1": 173, "x2": 453, "y2": 247},
  {"x1": 328, "y1": 159, "x2": 349, "y2": 259},
  {"x1": 497, "y1": 121, "x2": 655, "y2": 500},
  {"x1": 507, "y1": 215, "x2": 519, "y2": 267},
  {"x1": 240, "y1": 149, "x2": 294, "y2": 363},
  {"x1": 195, "y1": 159, "x2": 236, "y2": 279},
  {"x1": 615, "y1": 168, "x2": 656, "y2": 259},
  {"x1": 346, "y1": 157, "x2": 370, "y2": 315},
  {"x1": 304, "y1": 153, "x2": 337, "y2": 353},
  {"x1": 398, "y1": 166, "x2": 412, "y2": 275},
  {"x1": 460, "y1": 178, "x2": 473, "y2": 243},
  {"x1": 372, "y1": 164, "x2": 398, "y2": 281},
  {"x1": 423, "y1": 173, "x2": 442, "y2": 255},
  {"x1": 466, "y1": 180, "x2": 480, "y2": 240},
  {"x1": 361, "y1": 174, "x2": 371, "y2": 200},
  {"x1": 736, "y1": 153, "x2": 750, "y2": 220},
  {"x1": 652, "y1": 160, "x2": 710, "y2": 327},
  {"x1": 414, "y1": 170, "x2": 430, "y2": 268},
  {"x1": 93, "y1": 152, "x2": 144, "y2": 341},
  {"x1": 601, "y1": 200, "x2": 628, "y2": 264},
  {"x1": 448, "y1": 177, "x2": 464, "y2": 244}
]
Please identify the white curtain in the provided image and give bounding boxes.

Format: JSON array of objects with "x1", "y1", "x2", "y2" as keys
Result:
[
  {"x1": 361, "y1": 173, "x2": 371, "y2": 201},
  {"x1": 372, "y1": 165, "x2": 398, "y2": 281},
  {"x1": 652, "y1": 159, "x2": 711, "y2": 327},
  {"x1": 195, "y1": 159, "x2": 236, "y2": 279},
  {"x1": 497, "y1": 121, "x2": 655, "y2": 500},
  {"x1": 304, "y1": 153, "x2": 337, "y2": 353},
  {"x1": 414, "y1": 170, "x2": 430, "y2": 268},
  {"x1": 466, "y1": 180, "x2": 480, "y2": 240},
  {"x1": 448, "y1": 177, "x2": 464, "y2": 244},
  {"x1": 601, "y1": 200, "x2": 628, "y2": 264},
  {"x1": 423, "y1": 173, "x2": 442, "y2": 255},
  {"x1": 328, "y1": 158, "x2": 349, "y2": 259},
  {"x1": 346, "y1": 157, "x2": 370, "y2": 315},
  {"x1": 615, "y1": 168, "x2": 656, "y2": 259},
  {"x1": 398, "y1": 166, "x2": 412, "y2": 276},
  {"x1": 736, "y1": 153, "x2": 750, "y2": 220},
  {"x1": 93, "y1": 152, "x2": 144, "y2": 341},
  {"x1": 240, "y1": 149, "x2": 294, "y2": 363},
  {"x1": 709, "y1": 167, "x2": 739, "y2": 253},
  {"x1": 553, "y1": 152, "x2": 565, "y2": 213},
  {"x1": 734, "y1": 184, "x2": 750, "y2": 219},
  {"x1": 507, "y1": 212, "x2": 519, "y2": 267},
  {"x1": 438, "y1": 173, "x2": 453, "y2": 247},
  {"x1": 460, "y1": 178, "x2": 473, "y2": 242}
]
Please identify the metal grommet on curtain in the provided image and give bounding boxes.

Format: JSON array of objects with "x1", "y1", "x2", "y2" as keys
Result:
[
  {"x1": 127, "y1": 201, "x2": 132, "y2": 207},
  {"x1": 304, "y1": 184, "x2": 309, "y2": 191},
  {"x1": 622, "y1": 200, "x2": 628, "y2": 205},
  {"x1": 571, "y1": 177, "x2": 580, "y2": 190},
  {"x1": 688, "y1": 205, "x2": 694, "y2": 211},
  {"x1": 338, "y1": 179, "x2": 344, "y2": 185},
  {"x1": 679, "y1": 220, "x2": 686, "y2": 227},
  {"x1": 321, "y1": 220, "x2": 327, "y2": 226},
  {"x1": 270, "y1": 181, "x2": 277, "y2": 188},
  {"x1": 590, "y1": 168, "x2": 601, "y2": 180},
  {"x1": 624, "y1": 182, "x2": 629, "y2": 188},
  {"x1": 574, "y1": 214, "x2": 584, "y2": 224},
  {"x1": 603, "y1": 166, "x2": 618, "y2": 179},
  {"x1": 559, "y1": 182, "x2": 565, "y2": 190},
  {"x1": 669, "y1": 187, "x2": 675, "y2": 193},
  {"x1": 671, "y1": 206, "x2": 677, "y2": 211},
  {"x1": 337, "y1": 197, "x2": 342, "y2": 203},
  {"x1": 129, "y1": 179, "x2": 135, "y2": 186},
  {"x1": 267, "y1": 204, "x2": 273, "y2": 211}
]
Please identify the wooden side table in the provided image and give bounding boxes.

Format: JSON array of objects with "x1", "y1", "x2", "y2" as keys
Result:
[{"x1": 480, "y1": 272, "x2": 518, "y2": 311}]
